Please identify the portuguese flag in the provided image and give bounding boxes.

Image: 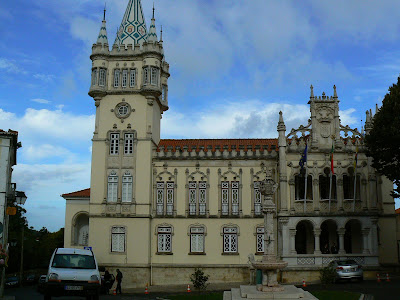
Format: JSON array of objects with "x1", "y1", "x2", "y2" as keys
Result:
[{"x1": 330, "y1": 143, "x2": 335, "y2": 174}]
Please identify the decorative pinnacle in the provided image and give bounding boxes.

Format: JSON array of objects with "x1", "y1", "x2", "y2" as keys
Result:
[
  {"x1": 322, "y1": 91, "x2": 326, "y2": 99},
  {"x1": 333, "y1": 85, "x2": 337, "y2": 98},
  {"x1": 277, "y1": 111, "x2": 286, "y2": 131},
  {"x1": 153, "y1": 2, "x2": 155, "y2": 19},
  {"x1": 310, "y1": 85, "x2": 314, "y2": 99},
  {"x1": 103, "y1": 3, "x2": 106, "y2": 21},
  {"x1": 160, "y1": 25, "x2": 163, "y2": 42}
]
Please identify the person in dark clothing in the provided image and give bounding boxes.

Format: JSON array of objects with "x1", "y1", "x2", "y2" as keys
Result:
[
  {"x1": 116, "y1": 269, "x2": 123, "y2": 294},
  {"x1": 322, "y1": 243, "x2": 330, "y2": 254},
  {"x1": 103, "y1": 270, "x2": 112, "y2": 294}
]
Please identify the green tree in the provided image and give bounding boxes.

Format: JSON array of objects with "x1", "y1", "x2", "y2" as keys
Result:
[{"x1": 365, "y1": 76, "x2": 400, "y2": 199}]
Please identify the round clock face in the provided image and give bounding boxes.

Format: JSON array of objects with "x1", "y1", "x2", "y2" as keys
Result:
[{"x1": 115, "y1": 102, "x2": 132, "y2": 119}]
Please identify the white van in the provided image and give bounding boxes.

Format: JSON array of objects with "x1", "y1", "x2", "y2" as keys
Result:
[{"x1": 44, "y1": 248, "x2": 101, "y2": 300}]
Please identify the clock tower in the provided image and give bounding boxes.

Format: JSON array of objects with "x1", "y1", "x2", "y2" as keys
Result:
[{"x1": 87, "y1": 0, "x2": 169, "y2": 265}]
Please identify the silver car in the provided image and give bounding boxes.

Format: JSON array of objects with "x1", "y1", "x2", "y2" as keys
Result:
[{"x1": 328, "y1": 259, "x2": 363, "y2": 282}]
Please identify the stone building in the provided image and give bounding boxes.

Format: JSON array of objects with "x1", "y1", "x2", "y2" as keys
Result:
[{"x1": 63, "y1": 0, "x2": 398, "y2": 287}]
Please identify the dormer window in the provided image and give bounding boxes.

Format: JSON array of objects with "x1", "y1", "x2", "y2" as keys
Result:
[
  {"x1": 114, "y1": 69, "x2": 120, "y2": 87},
  {"x1": 122, "y1": 69, "x2": 128, "y2": 88},
  {"x1": 99, "y1": 68, "x2": 106, "y2": 87}
]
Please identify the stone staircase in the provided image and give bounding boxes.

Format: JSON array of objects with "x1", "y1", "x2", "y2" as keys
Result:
[{"x1": 223, "y1": 285, "x2": 318, "y2": 300}]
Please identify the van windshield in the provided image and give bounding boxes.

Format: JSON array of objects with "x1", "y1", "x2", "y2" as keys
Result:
[{"x1": 51, "y1": 254, "x2": 96, "y2": 269}]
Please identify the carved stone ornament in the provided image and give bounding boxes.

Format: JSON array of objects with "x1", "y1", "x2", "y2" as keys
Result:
[
  {"x1": 320, "y1": 124, "x2": 331, "y2": 138},
  {"x1": 115, "y1": 102, "x2": 133, "y2": 119},
  {"x1": 315, "y1": 104, "x2": 334, "y2": 122}
]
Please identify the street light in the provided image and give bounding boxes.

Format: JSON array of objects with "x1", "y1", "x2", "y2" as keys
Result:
[{"x1": 15, "y1": 191, "x2": 27, "y2": 206}]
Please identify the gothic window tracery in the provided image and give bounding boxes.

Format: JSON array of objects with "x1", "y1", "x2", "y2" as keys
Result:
[
  {"x1": 157, "y1": 226, "x2": 172, "y2": 253},
  {"x1": 189, "y1": 181, "x2": 206, "y2": 216},
  {"x1": 256, "y1": 227, "x2": 265, "y2": 254},
  {"x1": 254, "y1": 182, "x2": 262, "y2": 216},
  {"x1": 223, "y1": 226, "x2": 238, "y2": 253},
  {"x1": 156, "y1": 182, "x2": 175, "y2": 216},
  {"x1": 221, "y1": 181, "x2": 239, "y2": 216}
]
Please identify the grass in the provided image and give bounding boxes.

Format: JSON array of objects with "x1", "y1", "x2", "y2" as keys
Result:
[
  {"x1": 310, "y1": 290, "x2": 361, "y2": 300},
  {"x1": 168, "y1": 292, "x2": 223, "y2": 300}
]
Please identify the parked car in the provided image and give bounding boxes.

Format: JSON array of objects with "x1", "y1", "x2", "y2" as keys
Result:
[
  {"x1": 5, "y1": 276, "x2": 19, "y2": 288},
  {"x1": 328, "y1": 259, "x2": 363, "y2": 282},
  {"x1": 37, "y1": 275, "x2": 47, "y2": 294}
]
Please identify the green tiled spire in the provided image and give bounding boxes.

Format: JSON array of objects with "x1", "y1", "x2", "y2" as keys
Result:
[
  {"x1": 96, "y1": 7, "x2": 109, "y2": 46},
  {"x1": 114, "y1": 0, "x2": 148, "y2": 47},
  {"x1": 147, "y1": 4, "x2": 158, "y2": 43}
]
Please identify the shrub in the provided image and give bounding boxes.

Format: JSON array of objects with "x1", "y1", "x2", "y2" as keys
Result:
[
  {"x1": 190, "y1": 268, "x2": 210, "y2": 290},
  {"x1": 319, "y1": 266, "x2": 336, "y2": 284}
]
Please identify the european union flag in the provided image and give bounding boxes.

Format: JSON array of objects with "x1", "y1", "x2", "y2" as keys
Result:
[{"x1": 299, "y1": 144, "x2": 308, "y2": 170}]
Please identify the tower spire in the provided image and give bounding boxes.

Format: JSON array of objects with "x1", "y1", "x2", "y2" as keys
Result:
[
  {"x1": 103, "y1": 3, "x2": 106, "y2": 21},
  {"x1": 147, "y1": 2, "x2": 158, "y2": 43},
  {"x1": 114, "y1": 0, "x2": 148, "y2": 47},
  {"x1": 96, "y1": 5, "x2": 109, "y2": 47}
]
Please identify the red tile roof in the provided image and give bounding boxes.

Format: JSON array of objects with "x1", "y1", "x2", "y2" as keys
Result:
[
  {"x1": 396, "y1": 208, "x2": 400, "y2": 214},
  {"x1": 62, "y1": 188, "x2": 90, "y2": 198},
  {"x1": 157, "y1": 139, "x2": 278, "y2": 153}
]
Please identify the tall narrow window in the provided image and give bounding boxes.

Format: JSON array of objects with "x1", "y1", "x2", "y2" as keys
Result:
[
  {"x1": 107, "y1": 173, "x2": 118, "y2": 202},
  {"x1": 189, "y1": 182, "x2": 197, "y2": 215},
  {"x1": 166, "y1": 182, "x2": 174, "y2": 216},
  {"x1": 190, "y1": 227, "x2": 205, "y2": 253},
  {"x1": 254, "y1": 182, "x2": 262, "y2": 215},
  {"x1": 110, "y1": 133, "x2": 119, "y2": 155},
  {"x1": 114, "y1": 69, "x2": 120, "y2": 87},
  {"x1": 343, "y1": 172, "x2": 361, "y2": 200},
  {"x1": 156, "y1": 182, "x2": 164, "y2": 215},
  {"x1": 130, "y1": 69, "x2": 136, "y2": 87},
  {"x1": 122, "y1": 173, "x2": 133, "y2": 202},
  {"x1": 151, "y1": 67, "x2": 158, "y2": 85},
  {"x1": 223, "y1": 227, "x2": 238, "y2": 253},
  {"x1": 256, "y1": 227, "x2": 265, "y2": 254},
  {"x1": 111, "y1": 226, "x2": 125, "y2": 252},
  {"x1": 122, "y1": 69, "x2": 128, "y2": 88},
  {"x1": 99, "y1": 68, "x2": 106, "y2": 86},
  {"x1": 143, "y1": 67, "x2": 149, "y2": 85},
  {"x1": 124, "y1": 133, "x2": 134, "y2": 154},
  {"x1": 199, "y1": 182, "x2": 206, "y2": 215},
  {"x1": 92, "y1": 68, "x2": 98, "y2": 86},
  {"x1": 162, "y1": 85, "x2": 167, "y2": 102},
  {"x1": 157, "y1": 226, "x2": 172, "y2": 253},
  {"x1": 319, "y1": 169, "x2": 337, "y2": 200},
  {"x1": 221, "y1": 182, "x2": 229, "y2": 215},
  {"x1": 231, "y1": 182, "x2": 239, "y2": 215}
]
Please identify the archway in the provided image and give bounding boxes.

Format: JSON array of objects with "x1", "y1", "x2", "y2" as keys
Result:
[
  {"x1": 295, "y1": 220, "x2": 315, "y2": 254},
  {"x1": 73, "y1": 213, "x2": 89, "y2": 246},
  {"x1": 344, "y1": 219, "x2": 362, "y2": 253},
  {"x1": 320, "y1": 219, "x2": 338, "y2": 254}
]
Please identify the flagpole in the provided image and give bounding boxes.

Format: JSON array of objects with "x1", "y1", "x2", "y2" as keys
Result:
[
  {"x1": 304, "y1": 163, "x2": 308, "y2": 213},
  {"x1": 329, "y1": 171, "x2": 332, "y2": 212}
]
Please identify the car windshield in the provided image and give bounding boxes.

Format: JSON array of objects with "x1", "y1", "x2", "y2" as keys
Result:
[
  {"x1": 51, "y1": 254, "x2": 96, "y2": 269},
  {"x1": 6, "y1": 277, "x2": 18, "y2": 282},
  {"x1": 337, "y1": 260, "x2": 357, "y2": 266}
]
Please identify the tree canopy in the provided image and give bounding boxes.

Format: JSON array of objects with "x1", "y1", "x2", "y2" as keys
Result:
[{"x1": 365, "y1": 76, "x2": 400, "y2": 199}]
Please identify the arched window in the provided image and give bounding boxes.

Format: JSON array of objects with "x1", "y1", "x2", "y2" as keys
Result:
[
  {"x1": 319, "y1": 168, "x2": 337, "y2": 200},
  {"x1": 343, "y1": 168, "x2": 361, "y2": 200},
  {"x1": 295, "y1": 170, "x2": 313, "y2": 200},
  {"x1": 295, "y1": 220, "x2": 315, "y2": 254},
  {"x1": 320, "y1": 219, "x2": 338, "y2": 254},
  {"x1": 344, "y1": 219, "x2": 362, "y2": 254},
  {"x1": 73, "y1": 213, "x2": 89, "y2": 246}
]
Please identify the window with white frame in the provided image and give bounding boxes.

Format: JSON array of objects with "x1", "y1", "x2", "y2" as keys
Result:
[
  {"x1": 221, "y1": 182, "x2": 229, "y2": 215},
  {"x1": 143, "y1": 67, "x2": 149, "y2": 85},
  {"x1": 111, "y1": 226, "x2": 125, "y2": 252},
  {"x1": 231, "y1": 182, "x2": 239, "y2": 215},
  {"x1": 256, "y1": 227, "x2": 265, "y2": 253},
  {"x1": 162, "y1": 85, "x2": 167, "y2": 102},
  {"x1": 156, "y1": 182, "x2": 164, "y2": 215},
  {"x1": 254, "y1": 182, "x2": 262, "y2": 215},
  {"x1": 150, "y1": 67, "x2": 158, "y2": 85},
  {"x1": 166, "y1": 182, "x2": 174, "y2": 215},
  {"x1": 110, "y1": 133, "x2": 119, "y2": 155},
  {"x1": 189, "y1": 181, "x2": 206, "y2": 216},
  {"x1": 114, "y1": 69, "x2": 120, "y2": 87},
  {"x1": 157, "y1": 226, "x2": 172, "y2": 253},
  {"x1": 130, "y1": 69, "x2": 136, "y2": 87},
  {"x1": 124, "y1": 133, "x2": 134, "y2": 154},
  {"x1": 122, "y1": 173, "x2": 133, "y2": 202},
  {"x1": 92, "y1": 68, "x2": 98, "y2": 86},
  {"x1": 223, "y1": 227, "x2": 238, "y2": 253},
  {"x1": 107, "y1": 173, "x2": 118, "y2": 202},
  {"x1": 122, "y1": 69, "x2": 128, "y2": 88},
  {"x1": 190, "y1": 226, "x2": 205, "y2": 253},
  {"x1": 99, "y1": 68, "x2": 106, "y2": 86}
]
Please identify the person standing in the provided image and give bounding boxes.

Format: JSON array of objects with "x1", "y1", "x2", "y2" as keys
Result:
[{"x1": 116, "y1": 269, "x2": 123, "y2": 294}]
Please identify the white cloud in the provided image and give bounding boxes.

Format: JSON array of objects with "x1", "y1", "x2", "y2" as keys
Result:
[
  {"x1": 0, "y1": 58, "x2": 28, "y2": 75},
  {"x1": 22, "y1": 144, "x2": 74, "y2": 162},
  {"x1": 33, "y1": 73, "x2": 55, "y2": 82},
  {"x1": 31, "y1": 98, "x2": 51, "y2": 104}
]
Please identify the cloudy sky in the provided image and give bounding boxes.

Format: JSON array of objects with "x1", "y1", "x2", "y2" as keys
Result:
[{"x1": 1, "y1": 0, "x2": 399, "y2": 231}]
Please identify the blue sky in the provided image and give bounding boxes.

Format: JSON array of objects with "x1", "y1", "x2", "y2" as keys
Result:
[{"x1": 0, "y1": 0, "x2": 399, "y2": 231}]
